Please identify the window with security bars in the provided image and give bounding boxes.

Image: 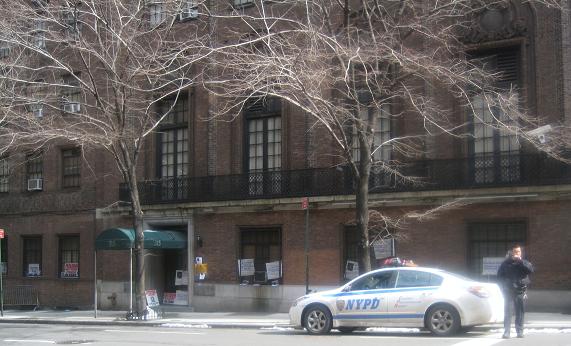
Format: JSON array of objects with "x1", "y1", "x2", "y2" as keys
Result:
[
  {"x1": 149, "y1": 2, "x2": 166, "y2": 27},
  {"x1": 0, "y1": 156, "x2": 8, "y2": 193},
  {"x1": 61, "y1": 74, "x2": 81, "y2": 113},
  {"x1": 59, "y1": 235, "x2": 80, "y2": 278},
  {"x1": 468, "y1": 222, "x2": 526, "y2": 279},
  {"x1": 158, "y1": 96, "x2": 189, "y2": 200},
  {"x1": 26, "y1": 152, "x2": 43, "y2": 188},
  {"x1": 245, "y1": 97, "x2": 282, "y2": 196},
  {"x1": 239, "y1": 228, "x2": 282, "y2": 284},
  {"x1": 470, "y1": 48, "x2": 521, "y2": 184},
  {"x1": 62, "y1": 148, "x2": 81, "y2": 187},
  {"x1": 0, "y1": 41, "x2": 10, "y2": 58},
  {"x1": 234, "y1": 0, "x2": 254, "y2": 8},
  {"x1": 22, "y1": 236, "x2": 42, "y2": 277},
  {"x1": 31, "y1": 19, "x2": 46, "y2": 49},
  {"x1": 62, "y1": 7, "x2": 81, "y2": 39}
]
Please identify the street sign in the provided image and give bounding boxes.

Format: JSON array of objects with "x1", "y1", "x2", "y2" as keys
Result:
[
  {"x1": 0, "y1": 229, "x2": 4, "y2": 239},
  {"x1": 301, "y1": 197, "x2": 309, "y2": 210}
]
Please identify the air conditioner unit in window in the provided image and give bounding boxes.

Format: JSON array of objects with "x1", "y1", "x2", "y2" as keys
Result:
[
  {"x1": 63, "y1": 102, "x2": 80, "y2": 113},
  {"x1": 27, "y1": 178, "x2": 43, "y2": 191},
  {"x1": 180, "y1": 8, "x2": 198, "y2": 20}
]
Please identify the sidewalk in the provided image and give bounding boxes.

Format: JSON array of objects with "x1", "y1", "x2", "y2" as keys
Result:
[{"x1": 1, "y1": 309, "x2": 571, "y2": 330}]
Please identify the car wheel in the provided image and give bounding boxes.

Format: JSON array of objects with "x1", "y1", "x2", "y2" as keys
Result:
[
  {"x1": 426, "y1": 304, "x2": 461, "y2": 336},
  {"x1": 337, "y1": 327, "x2": 357, "y2": 334},
  {"x1": 304, "y1": 305, "x2": 333, "y2": 335}
]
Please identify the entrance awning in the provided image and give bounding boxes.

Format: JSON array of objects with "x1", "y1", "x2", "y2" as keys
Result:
[{"x1": 95, "y1": 228, "x2": 187, "y2": 250}]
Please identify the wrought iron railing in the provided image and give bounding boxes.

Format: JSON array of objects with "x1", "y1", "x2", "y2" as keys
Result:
[{"x1": 119, "y1": 154, "x2": 571, "y2": 205}]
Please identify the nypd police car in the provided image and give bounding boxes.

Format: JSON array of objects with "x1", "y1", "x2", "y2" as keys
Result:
[{"x1": 289, "y1": 266, "x2": 504, "y2": 335}]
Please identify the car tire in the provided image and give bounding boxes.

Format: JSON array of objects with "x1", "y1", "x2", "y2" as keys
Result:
[
  {"x1": 425, "y1": 304, "x2": 461, "y2": 336},
  {"x1": 304, "y1": 305, "x2": 333, "y2": 335},
  {"x1": 337, "y1": 327, "x2": 357, "y2": 334}
]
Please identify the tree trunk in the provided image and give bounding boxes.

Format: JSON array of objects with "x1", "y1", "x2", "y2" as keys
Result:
[
  {"x1": 128, "y1": 176, "x2": 146, "y2": 316},
  {"x1": 356, "y1": 132, "x2": 372, "y2": 273}
]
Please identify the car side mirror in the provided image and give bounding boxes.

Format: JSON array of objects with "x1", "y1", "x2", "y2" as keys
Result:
[{"x1": 342, "y1": 285, "x2": 351, "y2": 292}]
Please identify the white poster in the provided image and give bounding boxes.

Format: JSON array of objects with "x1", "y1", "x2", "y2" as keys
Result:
[
  {"x1": 239, "y1": 259, "x2": 255, "y2": 276},
  {"x1": 482, "y1": 257, "x2": 505, "y2": 276},
  {"x1": 175, "y1": 270, "x2": 189, "y2": 285},
  {"x1": 266, "y1": 261, "x2": 281, "y2": 280},
  {"x1": 28, "y1": 263, "x2": 41, "y2": 276},
  {"x1": 373, "y1": 239, "x2": 394, "y2": 259},
  {"x1": 174, "y1": 290, "x2": 188, "y2": 305},
  {"x1": 345, "y1": 261, "x2": 359, "y2": 280},
  {"x1": 145, "y1": 289, "x2": 160, "y2": 307}
]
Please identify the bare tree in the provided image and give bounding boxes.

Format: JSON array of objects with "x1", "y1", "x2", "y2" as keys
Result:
[
  {"x1": 0, "y1": 0, "x2": 209, "y2": 316},
  {"x1": 205, "y1": 0, "x2": 565, "y2": 272}
]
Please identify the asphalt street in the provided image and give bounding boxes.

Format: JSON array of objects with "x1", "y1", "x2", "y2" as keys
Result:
[{"x1": 0, "y1": 323, "x2": 570, "y2": 346}]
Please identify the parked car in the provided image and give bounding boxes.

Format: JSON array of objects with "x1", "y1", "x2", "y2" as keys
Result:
[{"x1": 289, "y1": 266, "x2": 504, "y2": 336}]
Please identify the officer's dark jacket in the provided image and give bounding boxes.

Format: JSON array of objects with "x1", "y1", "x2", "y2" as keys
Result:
[{"x1": 497, "y1": 257, "x2": 534, "y2": 295}]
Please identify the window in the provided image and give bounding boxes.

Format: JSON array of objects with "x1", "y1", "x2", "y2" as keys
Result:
[
  {"x1": 350, "y1": 271, "x2": 397, "y2": 291},
  {"x1": 59, "y1": 235, "x2": 79, "y2": 278},
  {"x1": 62, "y1": 6, "x2": 81, "y2": 39},
  {"x1": 239, "y1": 228, "x2": 282, "y2": 284},
  {"x1": 149, "y1": 2, "x2": 166, "y2": 27},
  {"x1": 26, "y1": 152, "x2": 43, "y2": 191},
  {"x1": 62, "y1": 148, "x2": 81, "y2": 187},
  {"x1": 61, "y1": 74, "x2": 81, "y2": 113},
  {"x1": 179, "y1": 0, "x2": 198, "y2": 20},
  {"x1": 244, "y1": 97, "x2": 282, "y2": 196},
  {"x1": 31, "y1": 19, "x2": 46, "y2": 49},
  {"x1": 234, "y1": 0, "x2": 254, "y2": 7},
  {"x1": 468, "y1": 222, "x2": 526, "y2": 279},
  {"x1": 1, "y1": 237, "x2": 6, "y2": 275},
  {"x1": 395, "y1": 270, "x2": 443, "y2": 288},
  {"x1": 0, "y1": 156, "x2": 8, "y2": 193},
  {"x1": 470, "y1": 48, "x2": 521, "y2": 184},
  {"x1": 0, "y1": 41, "x2": 10, "y2": 58},
  {"x1": 22, "y1": 236, "x2": 42, "y2": 277},
  {"x1": 158, "y1": 96, "x2": 189, "y2": 200}
]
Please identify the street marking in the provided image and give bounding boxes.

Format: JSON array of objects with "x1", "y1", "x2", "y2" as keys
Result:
[
  {"x1": 4, "y1": 340, "x2": 55, "y2": 344},
  {"x1": 103, "y1": 329, "x2": 204, "y2": 335}
]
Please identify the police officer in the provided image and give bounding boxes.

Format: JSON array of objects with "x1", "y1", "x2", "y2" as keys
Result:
[{"x1": 497, "y1": 244, "x2": 534, "y2": 339}]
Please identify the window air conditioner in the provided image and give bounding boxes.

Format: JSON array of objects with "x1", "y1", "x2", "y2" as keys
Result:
[
  {"x1": 63, "y1": 102, "x2": 80, "y2": 113},
  {"x1": 27, "y1": 178, "x2": 43, "y2": 191},
  {"x1": 180, "y1": 8, "x2": 198, "y2": 20}
]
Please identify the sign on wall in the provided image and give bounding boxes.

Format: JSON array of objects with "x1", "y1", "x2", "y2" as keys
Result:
[
  {"x1": 62, "y1": 263, "x2": 79, "y2": 278},
  {"x1": 482, "y1": 257, "x2": 505, "y2": 276},
  {"x1": 27, "y1": 263, "x2": 41, "y2": 277},
  {"x1": 238, "y1": 259, "x2": 255, "y2": 277},
  {"x1": 266, "y1": 261, "x2": 281, "y2": 280},
  {"x1": 345, "y1": 260, "x2": 359, "y2": 280}
]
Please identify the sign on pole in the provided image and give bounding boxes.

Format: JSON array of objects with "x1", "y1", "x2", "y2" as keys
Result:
[{"x1": 301, "y1": 197, "x2": 309, "y2": 210}]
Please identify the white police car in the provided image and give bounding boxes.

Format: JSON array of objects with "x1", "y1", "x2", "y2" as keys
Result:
[{"x1": 289, "y1": 266, "x2": 504, "y2": 335}]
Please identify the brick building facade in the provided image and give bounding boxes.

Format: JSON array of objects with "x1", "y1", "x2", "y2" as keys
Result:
[{"x1": 1, "y1": 0, "x2": 570, "y2": 311}]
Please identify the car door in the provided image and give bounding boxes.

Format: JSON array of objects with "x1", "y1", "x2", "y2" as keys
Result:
[
  {"x1": 333, "y1": 270, "x2": 396, "y2": 327},
  {"x1": 386, "y1": 270, "x2": 442, "y2": 326}
]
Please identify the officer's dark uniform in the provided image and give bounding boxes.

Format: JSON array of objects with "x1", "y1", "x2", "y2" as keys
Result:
[{"x1": 497, "y1": 254, "x2": 534, "y2": 338}]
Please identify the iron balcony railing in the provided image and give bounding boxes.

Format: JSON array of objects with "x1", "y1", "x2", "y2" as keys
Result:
[{"x1": 119, "y1": 154, "x2": 571, "y2": 205}]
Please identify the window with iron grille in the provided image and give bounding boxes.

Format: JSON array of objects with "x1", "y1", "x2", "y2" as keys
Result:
[
  {"x1": 0, "y1": 41, "x2": 10, "y2": 58},
  {"x1": 468, "y1": 222, "x2": 526, "y2": 279},
  {"x1": 26, "y1": 151, "x2": 43, "y2": 182},
  {"x1": 61, "y1": 6, "x2": 82, "y2": 39},
  {"x1": 1, "y1": 236, "x2": 7, "y2": 275},
  {"x1": 469, "y1": 48, "x2": 521, "y2": 184},
  {"x1": 59, "y1": 235, "x2": 79, "y2": 278},
  {"x1": 62, "y1": 148, "x2": 81, "y2": 188},
  {"x1": 239, "y1": 228, "x2": 282, "y2": 284},
  {"x1": 31, "y1": 19, "x2": 46, "y2": 49},
  {"x1": 149, "y1": 2, "x2": 166, "y2": 27},
  {"x1": 234, "y1": 0, "x2": 254, "y2": 8},
  {"x1": 157, "y1": 96, "x2": 189, "y2": 200},
  {"x1": 22, "y1": 236, "x2": 42, "y2": 277},
  {"x1": 0, "y1": 156, "x2": 8, "y2": 193},
  {"x1": 61, "y1": 74, "x2": 81, "y2": 113},
  {"x1": 245, "y1": 97, "x2": 282, "y2": 196}
]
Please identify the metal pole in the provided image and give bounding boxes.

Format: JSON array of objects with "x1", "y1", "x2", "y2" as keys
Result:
[
  {"x1": 304, "y1": 204, "x2": 310, "y2": 294},
  {"x1": 1, "y1": 237, "x2": 4, "y2": 317},
  {"x1": 94, "y1": 250, "x2": 97, "y2": 318},
  {"x1": 130, "y1": 247, "x2": 133, "y2": 313}
]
